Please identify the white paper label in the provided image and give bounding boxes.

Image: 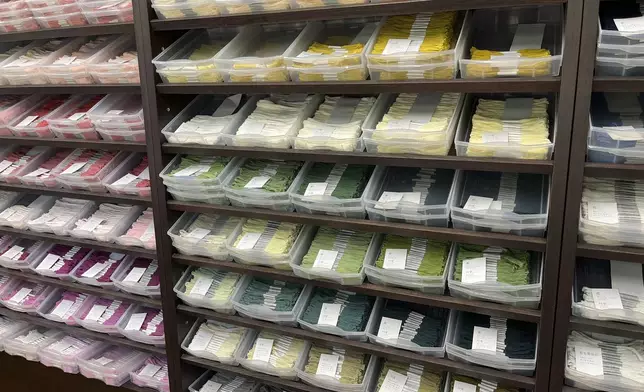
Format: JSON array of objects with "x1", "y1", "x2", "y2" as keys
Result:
[
  {"x1": 591, "y1": 289, "x2": 623, "y2": 310},
  {"x1": 462, "y1": 257, "x2": 487, "y2": 283},
  {"x1": 62, "y1": 162, "x2": 86, "y2": 175},
  {"x1": 388, "y1": 119, "x2": 412, "y2": 130},
  {"x1": 614, "y1": 16, "x2": 644, "y2": 32},
  {"x1": 0, "y1": 161, "x2": 12, "y2": 174},
  {"x1": 377, "y1": 317, "x2": 402, "y2": 340},
  {"x1": 123, "y1": 267, "x2": 146, "y2": 283},
  {"x1": 482, "y1": 132, "x2": 510, "y2": 143},
  {"x1": 244, "y1": 176, "x2": 270, "y2": 189},
  {"x1": 85, "y1": 305, "x2": 107, "y2": 322},
  {"x1": 24, "y1": 168, "x2": 50, "y2": 177},
  {"x1": 2, "y1": 245, "x2": 23, "y2": 260},
  {"x1": 189, "y1": 277, "x2": 213, "y2": 296},
  {"x1": 202, "y1": 381, "x2": 222, "y2": 392},
  {"x1": 383, "y1": 248, "x2": 407, "y2": 270},
  {"x1": 587, "y1": 202, "x2": 619, "y2": 224},
  {"x1": 17, "y1": 115, "x2": 38, "y2": 127},
  {"x1": 81, "y1": 217, "x2": 104, "y2": 232},
  {"x1": 112, "y1": 174, "x2": 137, "y2": 186},
  {"x1": 318, "y1": 303, "x2": 342, "y2": 326},
  {"x1": 125, "y1": 313, "x2": 146, "y2": 331},
  {"x1": 304, "y1": 182, "x2": 328, "y2": 197},
  {"x1": 173, "y1": 165, "x2": 208, "y2": 177},
  {"x1": 575, "y1": 345, "x2": 604, "y2": 376},
  {"x1": 107, "y1": 110, "x2": 124, "y2": 115},
  {"x1": 51, "y1": 299, "x2": 74, "y2": 318},
  {"x1": 10, "y1": 287, "x2": 31, "y2": 304},
  {"x1": 313, "y1": 249, "x2": 338, "y2": 269},
  {"x1": 375, "y1": 192, "x2": 404, "y2": 210},
  {"x1": 188, "y1": 329, "x2": 214, "y2": 351},
  {"x1": 472, "y1": 326, "x2": 498, "y2": 352},
  {"x1": 82, "y1": 262, "x2": 107, "y2": 278},
  {"x1": 187, "y1": 228, "x2": 210, "y2": 240},
  {"x1": 463, "y1": 196, "x2": 493, "y2": 211},
  {"x1": 236, "y1": 233, "x2": 261, "y2": 250},
  {"x1": 68, "y1": 112, "x2": 86, "y2": 121},
  {"x1": 379, "y1": 370, "x2": 408, "y2": 392},
  {"x1": 36, "y1": 254, "x2": 60, "y2": 271},
  {"x1": 453, "y1": 381, "x2": 477, "y2": 392},
  {"x1": 610, "y1": 260, "x2": 644, "y2": 297},
  {"x1": 401, "y1": 192, "x2": 422, "y2": 205},
  {"x1": 316, "y1": 353, "x2": 339, "y2": 378},
  {"x1": 382, "y1": 39, "x2": 412, "y2": 55},
  {"x1": 139, "y1": 364, "x2": 162, "y2": 377},
  {"x1": 252, "y1": 338, "x2": 274, "y2": 362}
]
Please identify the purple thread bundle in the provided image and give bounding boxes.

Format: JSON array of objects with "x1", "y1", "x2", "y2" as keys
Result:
[
  {"x1": 46, "y1": 290, "x2": 89, "y2": 323},
  {"x1": 79, "y1": 297, "x2": 132, "y2": 326},
  {"x1": 1, "y1": 280, "x2": 50, "y2": 310},
  {"x1": 73, "y1": 251, "x2": 125, "y2": 283},
  {"x1": 39, "y1": 244, "x2": 92, "y2": 275}
]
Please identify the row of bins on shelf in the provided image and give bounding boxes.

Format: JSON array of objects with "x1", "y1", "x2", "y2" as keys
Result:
[{"x1": 152, "y1": 6, "x2": 564, "y2": 82}]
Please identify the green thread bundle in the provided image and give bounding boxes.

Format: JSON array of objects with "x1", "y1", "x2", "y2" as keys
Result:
[
  {"x1": 230, "y1": 159, "x2": 302, "y2": 192},
  {"x1": 246, "y1": 331, "x2": 306, "y2": 370},
  {"x1": 238, "y1": 278, "x2": 304, "y2": 312},
  {"x1": 300, "y1": 288, "x2": 374, "y2": 332},
  {"x1": 376, "y1": 360, "x2": 443, "y2": 392},
  {"x1": 187, "y1": 320, "x2": 249, "y2": 361},
  {"x1": 376, "y1": 235, "x2": 450, "y2": 276},
  {"x1": 375, "y1": 300, "x2": 449, "y2": 348},
  {"x1": 300, "y1": 228, "x2": 372, "y2": 274},
  {"x1": 303, "y1": 345, "x2": 368, "y2": 384},
  {"x1": 183, "y1": 267, "x2": 242, "y2": 304},
  {"x1": 168, "y1": 156, "x2": 231, "y2": 180},
  {"x1": 453, "y1": 244, "x2": 532, "y2": 286},
  {"x1": 297, "y1": 163, "x2": 374, "y2": 199},
  {"x1": 449, "y1": 375, "x2": 521, "y2": 392},
  {"x1": 233, "y1": 219, "x2": 302, "y2": 256},
  {"x1": 177, "y1": 214, "x2": 240, "y2": 255}
]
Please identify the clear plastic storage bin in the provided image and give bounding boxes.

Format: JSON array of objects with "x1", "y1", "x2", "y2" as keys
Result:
[
  {"x1": 0, "y1": 278, "x2": 55, "y2": 313},
  {"x1": 18, "y1": 149, "x2": 75, "y2": 189},
  {"x1": 48, "y1": 95, "x2": 103, "y2": 140},
  {"x1": 0, "y1": 146, "x2": 53, "y2": 184},
  {"x1": 87, "y1": 37, "x2": 138, "y2": 84},
  {"x1": 167, "y1": 212, "x2": 241, "y2": 260},
  {"x1": 78, "y1": 344, "x2": 150, "y2": 387},
  {"x1": 27, "y1": 198, "x2": 96, "y2": 236},
  {"x1": 0, "y1": 94, "x2": 43, "y2": 136},
  {"x1": 8, "y1": 95, "x2": 72, "y2": 138},
  {"x1": 0, "y1": 319, "x2": 29, "y2": 351},
  {"x1": 0, "y1": 237, "x2": 48, "y2": 270},
  {"x1": 366, "y1": 12, "x2": 470, "y2": 81},
  {"x1": 73, "y1": 296, "x2": 134, "y2": 334},
  {"x1": 231, "y1": 276, "x2": 312, "y2": 326},
  {"x1": 235, "y1": 330, "x2": 310, "y2": 380},
  {"x1": 28, "y1": 243, "x2": 88, "y2": 280},
  {"x1": 0, "y1": 8, "x2": 39, "y2": 33},
  {"x1": 103, "y1": 153, "x2": 151, "y2": 197},
  {"x1": 36, "y1": 288, "x2": 88, "y2": 325},
  {"x1": 296, "y1": 350, "x2": 379, "y2": 392},
  {"x1": 161, "y1": 95, "x2": 254, "y2": 145},
  {"x1": 587, "y1": 112, "x2": 644, "y2": 164},
  {"x1": 112, "y1": 257, "x2": 161, "y2": 298},
  {"x1": 597, "y1": 42, "x2": 644, "y2": 60},
  {"x1": 446, "y1": 243, "x2": 544, "y2": 309},
  {"x1": 55, "y1": 149, "x2": 128, "y2": 192},
  {"x1": 596, "y1": 56, "x2": 644, "y2": 77},
  {"x1": 173, "y1": 266, "x2": 244, "y2": 314},
  {"x1": 152, "y1": 29, "x2": 238, "y2": 84},
  {"x1": 217, "y1": 0, "x2": 290, "y2": 15},
  {"x1": 32, "y1": 6, "x2": 88, "y2": 29},
  {"x1": 78, "y1": 0, "x2": 133, "y2": 25},
  {"x1": 459, "y1": 6, "x2": 564, "y2": 79},
  {"x1": 188, "y1": 370, "x2": 260, "y2": 392},
  {"x1": 151, "y1": 0, "x2": 221, "y2": 20},
  {"x1": 360, "y1": 93, "x2": 464, "y2": 156},
  {"x1": 0, "y1": 194, "x2": 56, "y2": 230},
  {"x1": 69, "y1": 204, "x2": 143, "y2": 242},
  {"x1": 362, "y1": 166, "x2": 457, "y2": 227},
  {"x1": 3, "y1": 326, "x2": 64, "y2": 361},
  {"x1": 38, "y1": 335, "x2": 105, "y2": 374},
  {"x1": 598, "y1": 15, "x2": 644, "y2": 46},
  {"x1": 117, "y1": 305, "x2": 166, "y2": 346},
  {"x1": 129, "y1": 356, "x2": 170, "y2": 392},
  {"x1": 70, "y1": 250, "x2": 127, "y2": 288},
  {"x1": 450, "y1": 171, "x2": 550, "y2": 237},
  {"x1": 180, "y1": 319, "x2": 254, "y2": 365}
]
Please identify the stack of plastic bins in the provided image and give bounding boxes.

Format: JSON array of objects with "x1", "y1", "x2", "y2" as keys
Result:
[
  {"x1": 290, "y1": 227, "x2": 377, "y2": 286},
  {"x1": 112, "y1": 257, "x2": 161, "y2": 298},
  {"x1": 0, "y1": 278, "x2": 56, "y2": 313},
  {"x1": 8, "y1": 95, "x2": 73, "y2": 138},
  {"x1": 78, "y1": 345, "x2": 150, "y2": 387},
  {"x1": 290, "y1": 0, "x2": 366, "y2": 8},
  {"x1": 446, "y1": 243, "x2": 544, "y2": 309},
  {"x1": 160, "y1": 155, "x2": 236, "y2": 205},
  {"x1": 459, "y1": 6, "x2": 564, "y2": 79},
  {"x1": 48, "y1": 95, "x2": 103, "y2": 140},
  {"x1": 0, "y1": 237, "x2": 48, "y2": 270},
  {"x1": 103, "y1": 153, "x2": 151, "y2": 197},
  {"x1": 362, "y1": 167, "x2": 457, "y2": 227},
  {"x1": 366, "y1": 301, "x2": 452, "y2": 356},
  {"x1": 445, "y1": 312, "x2": 538, "y2": 375},
  {"x1": 221, "y1": 158, "x2": 305, "y2": 211},
  {"x1": 160, "y1": 95, "x2": 253, "y2": 145},
  {"x1": 450, "y1": 171, "x2": 550, "y2": 236},
  {"x1": 173, "y1": 266, "x2": 243, "y2": 314},
  {"x1": 587, "y1": 92, "x2": 644, "y2": 164},
  {"x1": 235, "y1": 330, "x2": 310, "y2": 380},
  {"x1": 0, "y1": 194, "x2": 56, "y2": 230},
  {"x1": 117, "y1": 305, "x2": 165, "y2": 346},
  {"x1": 361, "y1": 93, "x2": 464, "y2": 156},
  {"x1": 284, "y1": 19, "x2": 378, "y2": 82},
  {"x1": 152, "y1": 29, "x2": 238, "y2": 84},
  {"x1": 571, "y1": 257, "x2": 644, "y2": 326},
  {"x1": 36, "y1": 288, "x2": 88, "y2": 325},
  {"x1": 214, "y1": 24, "x2": 308, "y2": 83},
  {"x1": 595, "y1": 2, "x2": 644, "y2": 77},
  {"x1": 0, "y1": 0, "x2": 38, "y2": 32},
  {"x1": 453, "y1": 95, "x2": 557, "y2": 160},
  {"x1": 129, "y1": 357, "x2": 170, "y2": 392},
  {"x1": 0, "y1": 146, "x2": 54, "y2": 184},
  {"x1": 288, "y1": 162, "x2": 374, "y2": 219},
  {"x1": 73, "y1": 296, "x2": 134, "y2": 333},
  {"x1": 167, "y1": 213, "x2": 240, "y2": 259},
  {"x1": 366, "y1": 12, "x2": 469, "y2": 81},
  {"x1": 55, "y1": 150, "x2": 128, "y2": 191},
  {"x1": 0, "y1": 95, "x2": 46, "y2": 136},
  {"x1": 151, "y1": 0, "x2": 220, "y2": 20},
  {"x1": 39, "y1": 335, "x2": 105, "y2": 374},
  {"x1": 226, "y1": 220, "x2": 309, "y2": 270},
  {"x1": 2, "y1": 38, "x2": 86, "y2": 85},
  {"x1": 87, "y1": 37, "x2": 138, "y2": 84},
  {"x1": 87, "y1": 94, "x2": 145, "y2": 142},
  {"x1": 78, "y1": 0, "x2": 133, "y2": 25},
  {"x1": 27, "y1": 0, "x2": 87, "y2": 28},
  {"x1": 296, "y1": 350, "x2": 379, "y2": 392},
  {"x1": 222, "y1": 95, "x2": 322, "y2": 148},
  {"x1": 41, "y1": 36, "x2": 129, "y2": 85},
  {"x1": 217, "y1": 0, "x2": 289, "y2": 15},
  {"x1": 3, "y1": 326, "x2": 64, "y2": 361},
  {"x1": 231, "y1": 276, "x2": 312, "y2": 326},
  {"x1": 181, "y1": 319, "x2": 253, "y2": 365}
]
